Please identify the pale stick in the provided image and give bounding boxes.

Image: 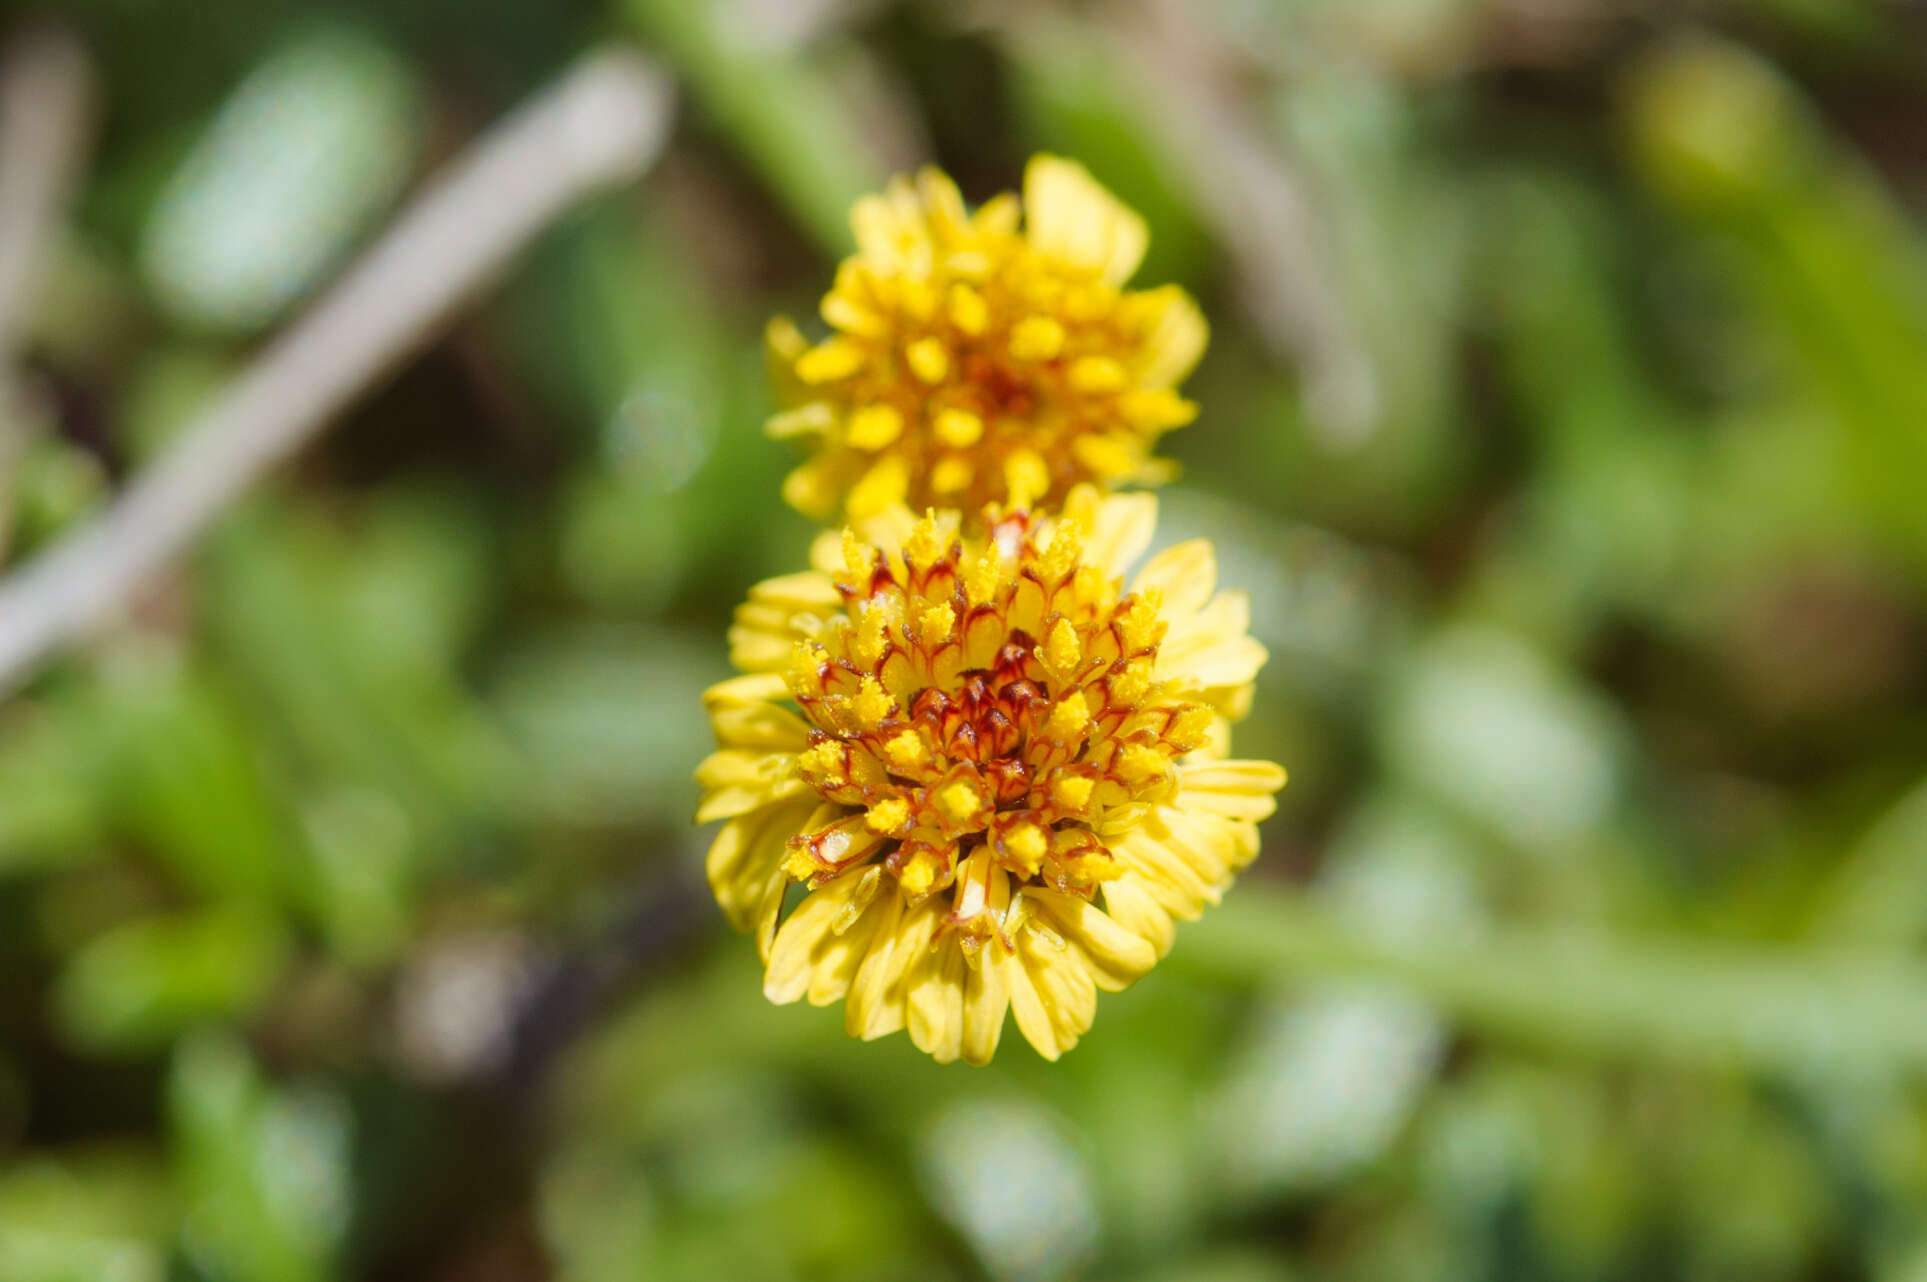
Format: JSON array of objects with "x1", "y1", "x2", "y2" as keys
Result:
[
  {"x1": 0, "y1": 28, "x2": 96, "y2": 555},
  {"x1": 0, "y1": 48, "x2": 674, "y2": 696}
]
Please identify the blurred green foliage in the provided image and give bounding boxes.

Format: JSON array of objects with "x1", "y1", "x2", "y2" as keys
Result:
[{"x1": 5, "y1": 1, "x2": 1927, "y2": 1280}]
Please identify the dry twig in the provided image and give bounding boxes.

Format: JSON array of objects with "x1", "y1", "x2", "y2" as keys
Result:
[
  {"x1": 0, "y1": 27, "x2": 97, "y2": 554},
  {"x1": 0, "y1": 48, "x2": 675, "y2": 696}
]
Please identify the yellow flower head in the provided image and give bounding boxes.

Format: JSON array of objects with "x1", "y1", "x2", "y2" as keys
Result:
[
  {"x1": 698, "y1": 486, "x2": 1284, "y2": 1063},
  {"x1": 768, "y1": 156, "x2": 1208, "y2": 522}
]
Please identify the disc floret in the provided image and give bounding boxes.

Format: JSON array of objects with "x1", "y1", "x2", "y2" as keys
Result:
[
  {"x1": 782, "y1": 511, "x2": 1215, "y2": 941},
  {"x1": 704, "y1": 466, "x2": 1281, "y2": 1064},
  {"x1": 769, "y1": 156, "x2": 1208, "y2": 520}
]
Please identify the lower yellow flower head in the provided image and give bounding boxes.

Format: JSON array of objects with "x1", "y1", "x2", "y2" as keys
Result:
[
  {"x1": 698, "y1": 487, "x2": 1284, "y2": 1063},
  {"x1": 769, "y1": 156, "x2": 1208, "y2": 522}
]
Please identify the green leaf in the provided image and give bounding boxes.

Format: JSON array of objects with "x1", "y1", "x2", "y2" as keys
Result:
[
  {"x1": 1624, "y1": 36, "x2": 1927, "y2": 569},
  {"x1": 168, "y1": 1033, "x2": 351, "y2": 1282},
  {"x1": 1809, "y1": 777, "x2": 1927, "y2": 948},
  {"x1": 52, "y1": 903, "x2": 291, "y2": 1054},
  {"x1": 622, "y1": 0, "x2": 889, "y2": 253},
  {"x1": 0, "y1": 1150, "x2": 173, "y2": 1282},
  {"x1": 104, "y1": 664, "x2": 291, "y2": 905},
  {"x1": 203, "y1": 497, "x2": 514, "y2": 838},
  {"x1": 0, "y1": 699, "x2": 110, "y2": 878},
  {"x1": 139, "y1": 24, "x2": 420, "y2": 332},
  {"x1": 1178, "y1": 887, "x2": 1927, "y2": 1078}
]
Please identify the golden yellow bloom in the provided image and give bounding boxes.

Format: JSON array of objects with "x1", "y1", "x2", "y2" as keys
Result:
[
  {"x1": 768, "y1": 156, "x2": 1208, "y2": 522},
  {"x1": 697, "y1": 487, "x2": 1283, "y2": 1063}
]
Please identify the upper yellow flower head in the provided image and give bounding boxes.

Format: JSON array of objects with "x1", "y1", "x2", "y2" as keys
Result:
[
  {"x1": 768, "y1": 156, "x2": 1209, "y2": 523},
  {"x1": 698, "y1": 486, "x2": 1283, "y2": 1064}
]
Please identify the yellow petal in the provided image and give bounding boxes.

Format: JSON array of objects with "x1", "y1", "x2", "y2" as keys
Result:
[
  {"x1": 1007, "y1": 932, "x2": 1097, "y2": 1061},
  {"x1": 764, "y1": 868, "x2": 889, "y2": 1007},
  {"x1": 1132, "y1": 539, "x2": 1218, "y2": 616},
  {"x1": 846, "y1": 403, "x2": 905, "y2": 451},
  {"x1": 907, "y1": 933, "x2": 969, "y2": 1063},
  {"x1": 844, "y1": 890, "x2": 910, "y2": 1040},
  {"x1": 1118, "y1": 388, "x2": 1198, "y2": 433},
  {"x1": 1177, "y1": 759, "x2": 1287, "y2": 822},
  {"x1": 849, "y1": 894, "x2": 944, "y2": 1042},
  {"x1": 749, "y1": 869, "x2": 787, "y2": 961},
  {"x1": 1159, "y1": 594, "x2": 1268, "y2": 694},
  {"x1": 821, "y1": 288, "x2": 887, "y2": 339},
  {"x1": 766, "y1": 402, "x2": 834, "y2": 439},
  {"x1": 931, "y1": 455, "x2": 974, "y2": 496},
  {"x1": 851, "y1": 190, "x2": 930, "y2": 272},
  {"x1": 766, "y1": 314, "x2": 808, "y2": 364},
  {"x1": 1086, "y1": 492, "x2": 1158, "y2": 578},
  {"x1": 725, "y1": 626, "x2": 789, "y2": 674},
  {"x1": 782, "y1": 456, "x2": 844, "y2": 522},
  {"x1": 1027, "y1": 889, "x2": 1157, "y2": 993},
  {"x1": 917, "y1": 167, "x2": 970, "y2": 240},
  {"x1": 795, "y1": 338, "x2": 866, "y2": 384},
  {"x1": 1101, "y1": 874, "x2": 1177, "y2": 958},
  {"x1": 933, "y1": 407, "x2": 983, "y2": 448},
  {"x1": 847, "y1": 454, "x2": 910, "y2": 519},
  {"x1": 1137, "y1": 804, "x2": 1262, "y2": 898},
  {"x1": 807, "y1": 527, "x2": 852, "y2": 576},
  {"x1": 694, "y1": 750, "x2": 808, "y2": 822},
  {"x1": 947, "y1": 282, "x2": 989, "y2": 335},
  {"x1": 1005, "y1": 952, "x2": 1059, "y2": 1062},
  {"x1": 905, "y1": 337, "x2": 951, "y2": 385},
  {"x1": 960, "y1": 945, "x2": 1010, "y2": 1065},
  {"x1": 1023, "y1": 154, "x2": 1148, "y2": 287},
  {"x1": 1008, "y1": 315, "x2": 1066, "y2": 362},
  {"x1": 1193, "y1": 713, "x2": 1236, "y2": 763},
  {"x1": 1067, "y1": 355, "x2": 1128, "y2": 395},
  {"x1": 703, "y1": 672, "x2": 791, "y2": 709},
  {"x1": 748, "y1": 570, "x2": 843, "y2": 613},
  {"x1": 851, "y1": 500, "x2": 927, "y2": 559},
  {"x1": 708, "y1": 701, "x2": 812, "y2": 752},
  {"x1": 732, "y1": 599, "x2": 808, "y2": 638},
  {"x1": 694, "y1": 748, "x2": 782, "y2": 793},
  {"x1": 973, "y1": 191, "x2": 1020, "y2": 239},
  {"x1": 706, "y1": 799, "x2": 811, "y2": 933},
  {"x1": 1070, "y1": 432, "x2": 1138, "y2": 481},
  {"x1": 1133, "y1": 286, "x2": 1208, "y2": 387},
  {"x1": 1110, "y1": 825, "x2": 1218, "y2": 918},
  {"x1": 1005, "y1": 448, "x2": 1049, "y2": 508}
]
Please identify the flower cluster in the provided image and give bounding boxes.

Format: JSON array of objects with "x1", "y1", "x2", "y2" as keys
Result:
[
  {"x1": 767, "y1": 159, "x2": 1206, "y2": 520},
  {"x1": 700, "y1": 157, "x2": 1284, "y2": 1063}
]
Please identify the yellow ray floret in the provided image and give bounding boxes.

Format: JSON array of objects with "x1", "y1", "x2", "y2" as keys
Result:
[
  {"x1": 698, "y1": 486, "x2": 1283, "y2": 1064},
  {"x1": 768, "y1": 156, "x2": 1208, "y2": 522}
]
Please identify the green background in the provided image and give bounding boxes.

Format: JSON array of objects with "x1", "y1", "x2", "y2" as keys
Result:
[{"x1": 4, "y1": 1, "x2": 1927, "y2": 1279}]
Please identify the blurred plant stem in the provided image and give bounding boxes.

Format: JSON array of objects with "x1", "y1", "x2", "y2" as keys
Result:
[
  {"x1": 0, "y1": 27, "x2": 92, "y2": 354},
  {"x1": 499, "y1": 863, "x2": 712, "y2": 1092},
  {"x1": 0, "y1": 48, "x2": 672, "y2": 698},
  {"x1": 1180, "y1": 887, "x2": 1927, "y2": 1078},
  {"x1": 1626, "y1": 35, "x2": 1927, "y2": 569},
  {"x1": 0, "y1": 26, "x2": 95, "y2": 562},
  {"x1": 1808, "y1": 777, "x2": 1927, "y2": 949},
  {"x1": 624, "y1": 0, "x2": 898, "y2": 252},
  {"x1": 994, "y1": 0, "x2": 1378, "y2": 446},
  {"x1": 1117, "y1": 0, "x2": 1379, "y2": 446}
]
